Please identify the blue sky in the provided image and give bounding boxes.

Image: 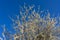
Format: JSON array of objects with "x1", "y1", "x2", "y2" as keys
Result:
[{"x1": 0, "y1": 0, "x2": 60, "y2": 39}]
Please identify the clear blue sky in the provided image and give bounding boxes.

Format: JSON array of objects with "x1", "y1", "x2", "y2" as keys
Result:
[{"x1": 0, "y1": 0, "x2": 60, "y2": 39}]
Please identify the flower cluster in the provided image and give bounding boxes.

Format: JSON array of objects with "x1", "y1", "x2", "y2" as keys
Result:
[{"x1": 2, "y1": 5, "x2": 60, "y2": 40}]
